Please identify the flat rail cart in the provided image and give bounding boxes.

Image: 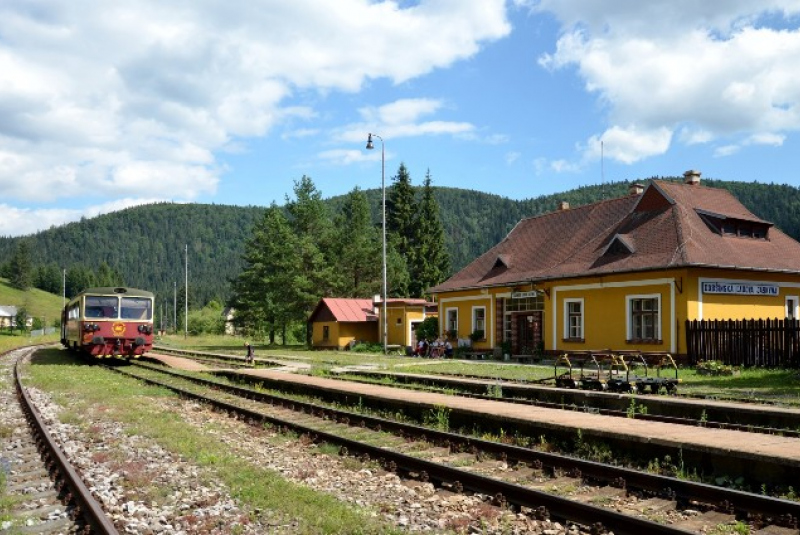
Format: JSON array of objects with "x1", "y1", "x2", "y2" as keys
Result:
[{"x1": 554, "y1": 351, "x2": 680, "y2": 394}]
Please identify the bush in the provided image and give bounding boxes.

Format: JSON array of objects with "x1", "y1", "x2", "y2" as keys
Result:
[
  {"x1": 696, "y1": 360, "x2": 740, "y2": 376},
  {"x1": 350, "y1": 342, "x2": 384, "y2": 353}
]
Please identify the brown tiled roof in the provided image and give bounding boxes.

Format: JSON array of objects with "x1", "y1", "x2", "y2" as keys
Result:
[
  {"x1": 430, "y1": 179, "x2": 800, "y2": 293},
  {"x1": 309, "y1": 298, "x2": 377, "y2": 323}
]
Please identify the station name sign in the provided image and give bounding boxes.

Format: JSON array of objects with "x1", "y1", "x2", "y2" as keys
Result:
[
  {"x1": 511, "y1": 291, "x2": 538, "y2": 299},
  {"x1": 702, "y1": 281, "x2": 778, "y2": 296}
]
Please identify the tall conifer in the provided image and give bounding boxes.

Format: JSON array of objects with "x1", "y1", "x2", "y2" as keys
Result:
[{"x1": 410, "y1": 171, "x2": 451, "y2": 297}]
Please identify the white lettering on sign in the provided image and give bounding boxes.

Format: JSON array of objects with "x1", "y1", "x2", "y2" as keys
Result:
[
  {"x1": 511, "y1": 291, "x2": 538, "y2": 299},
  {"x1": 701, "y1": 281, "x2": 779, "y2": 296}
]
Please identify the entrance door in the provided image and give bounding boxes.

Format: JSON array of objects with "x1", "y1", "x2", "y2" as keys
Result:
[{"x1": 516, "y1": 312, "x2": 542, "y2": 355}]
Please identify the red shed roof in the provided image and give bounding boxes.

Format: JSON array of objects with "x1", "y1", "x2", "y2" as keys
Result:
[
  {"x1": 308, "y1": 298, "x2": 377, "y2": 323},
  {"x1": 430, "y1": 179, "x2": 800, "y2": 293}
]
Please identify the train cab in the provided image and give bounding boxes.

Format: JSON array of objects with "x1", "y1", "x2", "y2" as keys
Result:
[{"x1": 61, "y1": 287, "x2": 155, "y2": 358}]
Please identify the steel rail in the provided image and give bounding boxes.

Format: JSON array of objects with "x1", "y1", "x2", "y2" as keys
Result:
[
  {"x1": 120, "y1": 363, "x2": 800, "y2": 529},
  {"x1": 335, "y1": 370, "x2": 800, "y2": 438},
  {"x1": 110, "y1": 364, "x2": 692, "y2": 535},
  {"x1": 14, "y1": 350, "x2": 120, "y2": 535}
]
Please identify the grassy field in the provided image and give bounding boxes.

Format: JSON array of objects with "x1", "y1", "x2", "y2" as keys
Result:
[
  {"x1": 157, "y1": 334, "x2": 800, "y2": 406},
  {"x1": 0, "y1": 277, "x2": 64, "y2": 327}
]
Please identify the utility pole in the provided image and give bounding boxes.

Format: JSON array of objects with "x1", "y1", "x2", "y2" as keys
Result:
[
  {"x1": 184, "y1": 243, "x2": 188, "y2": 339},
  {"x1": 173, "y1": 281, "x2": 177, "y2": 334}
]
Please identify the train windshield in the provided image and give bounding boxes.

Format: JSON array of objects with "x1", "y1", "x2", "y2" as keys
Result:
[
  {"x1": 84, "y1": 296, "x2": 119, "y2": 319},
  {"x1": 121, "y1": 297, "x2": 152, "y2": 320}
]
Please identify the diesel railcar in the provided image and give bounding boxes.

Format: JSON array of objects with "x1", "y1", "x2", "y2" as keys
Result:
[{"x1": 61, "y1": 287, "x2": 155, "y2": 358}]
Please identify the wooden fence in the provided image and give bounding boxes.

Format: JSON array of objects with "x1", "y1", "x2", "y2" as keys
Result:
[{"x1": 685, "y1": 318, "x2": 800, "y2": 367}]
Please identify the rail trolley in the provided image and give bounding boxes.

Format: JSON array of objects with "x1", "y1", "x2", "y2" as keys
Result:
[
  {"x1": 554, "y1": 350, "x2": 680, "y2": 394},
  {"x1": 61, "y1": 286, "x2": 155, "y2": 358}
]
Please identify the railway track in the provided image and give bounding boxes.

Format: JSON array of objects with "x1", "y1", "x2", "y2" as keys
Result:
[
  {"x1": 117, "y1": 360, "x2": 800, "y2": 534},
  {"x1": 153, "y1": 346, "x2": 800, "y2": 436},
  {"x1": 331, "y1": 369, "x2": 800, "y2": 437},
  {"x1": 1, "y1": 346, "x2": 118, "y2": 535}
]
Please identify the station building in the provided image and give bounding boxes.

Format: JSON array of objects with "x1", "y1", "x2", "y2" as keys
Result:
[
  {"x1": 428, "y1": 171, "x2": 800, "y2": 359},
  {"x1": 308, "y1": 296, "x2": 436, "y2": 350}
]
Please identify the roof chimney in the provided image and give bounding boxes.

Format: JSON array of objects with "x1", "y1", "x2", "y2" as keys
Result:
[
  {"x1": 558, "y1": 201, "x2": 570, "y2": 211},
  {"x1": 629, "y1": 183, "x2": 644, "y2": 195},
  {"x1": 684, "y1": 169, "x2": 701, "y2": 185}
]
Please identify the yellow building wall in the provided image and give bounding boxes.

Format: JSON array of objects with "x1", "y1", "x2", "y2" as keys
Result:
[
  {"x1": 552, "y1": 273, "x2": 680, "y2": 354},
  {"x1": 437, "y1": 289, "x2": 510, "y2": 350},
  {"x1": 435, "y1": 267, "x2": 800, "y2": 357},
  {"x1": 384, "y1": 305, "x2": 428, "y2": 347},
  {"x1": 684, "y1": 268, "x2": 800, "y2": 321},
  {"x1": 312, "y1": 321, "x2": 340, "y2": 348},
  {"x1": 311, "y1": 321, "x2": 378, "y2": 349},
  {"x1": 339, "y1": 322, "x2": 378, "y2": 348}
]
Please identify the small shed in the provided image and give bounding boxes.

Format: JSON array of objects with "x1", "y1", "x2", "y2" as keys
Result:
[
  {"x1": 0, "y1": 305, "x2": 18, "y2": 328},
  {"x1": 308, "y1": 298, "x2": 379, "y2": 349}
]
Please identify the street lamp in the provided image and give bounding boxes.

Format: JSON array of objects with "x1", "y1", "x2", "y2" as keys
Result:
[{"x1": 366, "y1": 133, "x2": 388, "y2": 355}]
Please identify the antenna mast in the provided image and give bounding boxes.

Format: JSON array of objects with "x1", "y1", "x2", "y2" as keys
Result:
[{"x1": 601, "y1": 140, "x2": 605, "y2": 199}]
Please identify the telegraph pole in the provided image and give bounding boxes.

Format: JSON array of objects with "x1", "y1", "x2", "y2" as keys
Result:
[{"x1": 184, "y1": 244, "x2": 188, "y2": 339}]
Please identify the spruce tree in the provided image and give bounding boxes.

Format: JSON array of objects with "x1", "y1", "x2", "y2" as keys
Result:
[
  {"x1": 9, "y1": 240, "x2": 33, "y2": 290},
  {"x1": 285, "y1": 176, "x2": 336, "y2": 334},
  {"x1": 386, "y1": 163, "x2": 416, "y2": 296},
  {"x1": 410, "y1": 171, "x2": 451, "y2": 297},
  {"x1": 230, "y1": 204, "x2": 297, "y2": 342},
  {"x1": 331, "y1": 188, "x2": 382, "y2": 297}
]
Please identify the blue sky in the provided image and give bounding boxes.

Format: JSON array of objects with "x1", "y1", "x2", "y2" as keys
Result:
[{"x1": 2, "y1": 1, "x2": 800, "y2": 236}]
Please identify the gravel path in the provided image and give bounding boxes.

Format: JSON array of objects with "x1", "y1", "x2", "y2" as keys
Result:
[{"x1": 6, "y1": 355, "x2": 581, "y2": 533}]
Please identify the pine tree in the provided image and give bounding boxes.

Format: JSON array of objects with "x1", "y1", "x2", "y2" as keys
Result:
[
  {"x1": 95, "y1": 261, "x2": 124, "y2": 287},
  {"x1": 230, "y1": 204, "x2": 298, "y2": 342},
  {"x1": 386, "y1": 163, "x2": 416, "y2": 296},
  {"x1": 330, "y1": 188, "x2": 382, "y2": 297},
  {"x1": 9, "y1": 240, "x2": 33, "y2": 290},
  {"x1": 410, "y1": 171, "x2": 451, "y2": 297},
  {"x1": 285, "y1": 176, "x2": 337, "y2": 300}
]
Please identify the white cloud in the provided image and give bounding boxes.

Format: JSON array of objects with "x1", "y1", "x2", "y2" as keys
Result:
[
  {"x1": 0, "y1": 0, "x2": 511, "y2": 212},
  {"x1": 535, "y1": 1, "x2": 800, "y2": 163},
  {"x1": 337, "y1": 98, "x2": 477, "y2": 143}
]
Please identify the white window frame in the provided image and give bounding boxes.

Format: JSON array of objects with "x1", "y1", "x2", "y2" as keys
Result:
[
  {"x1": 445, "y1": 308, "x2": 458, "y2": 336},
  {"x1": 563, "y1": 298, "x2": 584, "y2": 340},
  {"x1": 626, "y1": 293, "x2": 661, "y2": 341},
  {"x1": 787, "y1": 296, "x2": 799, "y2": 320},
  {"x1": 472, "y1": 306, "x2": 486, "y2": 336}
]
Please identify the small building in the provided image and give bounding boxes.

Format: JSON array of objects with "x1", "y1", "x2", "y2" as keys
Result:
[
  {"x1": 221, "y1": 307, "x2": 237, "y2": 335},
  {"x1": 0, "y1": 305, "x2": 18, "y2": 328},
  {"x1": 383, "y1": 297, "x2": 438, "y2": 349},
  {"x1": 308, "y1": 298, "x2": 379, "y2": 350},
  {"x1": 308, "y1": 296, "x2": 438, "y2": 351},
  {"x1": 429, "y1": 171, "x2": 800, "y2": 360},
  {"x1": 0, "y1": 305, "x2": 32, "y2": 330}
]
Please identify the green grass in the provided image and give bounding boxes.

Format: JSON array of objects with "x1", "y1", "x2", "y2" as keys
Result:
[
  {"x1": 0, "y1": 278, "x2": 64, "y2": 328},
  {"x1": 24, "y1": 347, "x2": 402, "y2": 535}
]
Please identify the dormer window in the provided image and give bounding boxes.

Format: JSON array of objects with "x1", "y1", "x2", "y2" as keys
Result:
[
  {"x1": 696, "y1": 209, "x2": 771, "y2": 240},
  {"x1": 601, "y1": 234, "x2": 635, "y2": 257}
]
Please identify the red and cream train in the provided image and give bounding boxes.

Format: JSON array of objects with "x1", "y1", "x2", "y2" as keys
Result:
[{"x1": 61, "y1": 286, "x2": 155, "y2": 358}]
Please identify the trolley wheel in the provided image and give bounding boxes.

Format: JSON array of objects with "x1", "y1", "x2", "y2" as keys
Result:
[{"x1": 665, "y1": 384, "x2": 677, "y2": 395}]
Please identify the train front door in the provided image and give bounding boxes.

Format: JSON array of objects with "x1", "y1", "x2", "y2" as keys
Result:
[{"x1": 516, "y1": 312, "x2": 542, "y2": 355}]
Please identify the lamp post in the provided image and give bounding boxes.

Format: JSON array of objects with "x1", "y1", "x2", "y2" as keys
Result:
[{"x1": 366, "y1": 133, "x2": 388, "y2": 355}]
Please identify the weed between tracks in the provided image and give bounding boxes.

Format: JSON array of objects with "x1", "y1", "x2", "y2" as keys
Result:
[{"x1": 23, "y1": 348, "x2": 403, "y2": 535}]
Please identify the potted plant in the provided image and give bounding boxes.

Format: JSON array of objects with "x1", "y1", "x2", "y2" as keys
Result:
[{"x1": 469, "y1": 330, "x2": 485, "y2": 344}]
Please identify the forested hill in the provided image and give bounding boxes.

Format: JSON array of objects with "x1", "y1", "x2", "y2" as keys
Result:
[{"x1": 2, "y1": 177, "x2": 800, "y2": 305}]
